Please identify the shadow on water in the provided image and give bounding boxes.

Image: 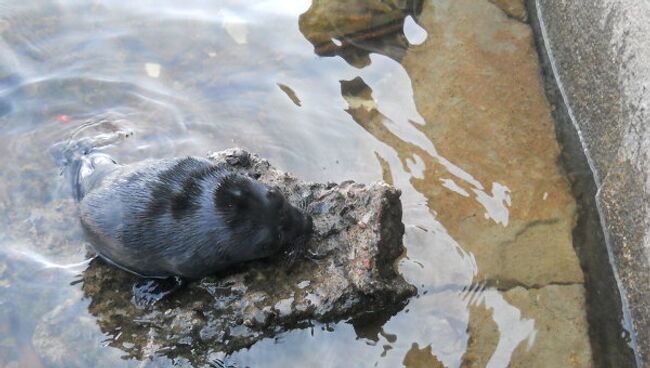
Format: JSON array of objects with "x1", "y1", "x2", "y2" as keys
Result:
[{"x1": 0, "y1": 0, "x2": 636, "y2": 367}]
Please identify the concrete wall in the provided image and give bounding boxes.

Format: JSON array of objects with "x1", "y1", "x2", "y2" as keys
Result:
[{"x1": 528, "y1": 0, "x2": 650, "y2": 366}]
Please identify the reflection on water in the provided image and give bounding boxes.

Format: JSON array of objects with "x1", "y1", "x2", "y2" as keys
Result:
[{"x1": 0, "y1": 0, "x2": 634, "y2": 367}]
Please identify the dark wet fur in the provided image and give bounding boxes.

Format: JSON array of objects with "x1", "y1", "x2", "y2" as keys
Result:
[{"x1": 73, "y1": 155, "x2": 313, "y2": 280}]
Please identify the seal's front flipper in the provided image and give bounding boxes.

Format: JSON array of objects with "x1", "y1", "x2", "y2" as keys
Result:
[{"x1": 132, "y1": 276, "x2": 185, "y2": 306}]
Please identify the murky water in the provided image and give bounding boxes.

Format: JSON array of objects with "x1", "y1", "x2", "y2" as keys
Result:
[{"x1": 0, "y1": 0, "x2": 635, "y2": 367}]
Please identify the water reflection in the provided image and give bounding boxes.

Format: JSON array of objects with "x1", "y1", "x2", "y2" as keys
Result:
[
  {"x1": 0, "y1": 0, "x2": 599, "y2": 367},
  {"x1": 299, "y1": 0, "x2": 424, "y2": 67}
]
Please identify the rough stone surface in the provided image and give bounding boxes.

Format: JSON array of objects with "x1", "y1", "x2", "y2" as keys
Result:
[
  {"x1": 503, "y1": 285, "x2": 593, "y2": 368},
  {"x1": 462, "y1": 285, "x2": 593, "y2": 368},
  {"x1": 532, "y1": 0, "x2": 650, "y2": 364},
  {"x1": 460, "y1": 302, "x2": 500, "y2": 368},
  {"x1": 402, "y1": 343, "x2": 445, "y2": 368},
  {"x1": 356, "y1": 0, "x2": 584, "y2": 289},
  {"x1": 489, "y1": 0, "x2": 528, "y2": 22},
  {"x1": 598, "y1": 160, "x2": 650, "y2": 365},
  {"x1": 31, "y1": 148, "x2": 415, "y2": 366},
  {"x1": 298, "y1": 0, "x2": 422, "y2": 67}
]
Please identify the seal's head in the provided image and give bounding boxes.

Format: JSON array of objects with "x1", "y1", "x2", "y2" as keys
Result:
[{"x1": 214, "y1": 174, "x2": 313, "y2": 262}]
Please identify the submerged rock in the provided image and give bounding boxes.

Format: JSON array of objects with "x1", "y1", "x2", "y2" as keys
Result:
[
  {"x1": 397, "y1": 0, "x2": 583, "y2": 289},
  {"x1": 72, "y1": 148, "x2": 415, "y2": 364},
  {"x1": 461, "y1": 285, "x2": 593, "y2": 368},
  {"x1": 489, "y1": 0, "x2": 528, "y2": 22},
  {"x1": 298, "y1": 0, "x2": 424, "y2": 67}
]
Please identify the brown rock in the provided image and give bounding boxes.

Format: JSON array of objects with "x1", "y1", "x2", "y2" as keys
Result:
[
  {"x1": 403, "y1": 343, "x2": 446, "y2": 368},
  {"x1": 461, "y1": 302, "x2": 499, "y2": 367},
  {"x1": 461, "y1": 285, "x2": 593, "y2": 367},
  {"x1": 299, "y1": 0, "x2": 423, "y2": 66},
  {"x1": 344, "y1": 0, "x2": 584, "y2": 288},
  {"x1": 489, "y1": 0, "x2": 528, "y2": 22}
]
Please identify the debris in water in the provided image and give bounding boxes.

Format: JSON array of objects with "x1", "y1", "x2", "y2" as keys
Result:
[
  {"x1": 144, "y1": 63, "x2": 161, "y2": 78},
  {"x1": 55, "y1": 114, "x2": 71, "y2": 123},
  {"x1": 277, "y1": 83, "x2": 302, "y2": 107}
]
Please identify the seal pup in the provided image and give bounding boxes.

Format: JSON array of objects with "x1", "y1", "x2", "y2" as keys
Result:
[{"x1": 71, "y1": 152, "x2": 313, "y2": 281}]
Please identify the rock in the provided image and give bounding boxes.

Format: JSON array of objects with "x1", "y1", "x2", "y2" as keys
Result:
[
  {"x1": 397, "y1": 0, "x2": 583, "y2": 288},
  {"x1": 298, "y1": 0, "x2": 424, "y2": 67},
  {"x1": 334, "y1": 0, "x2": 583, "y2": 287},
  {"x1": 597, "y1": 160, "x2": 650, "y2": 365},
  {"x1": 74, "y1": 148, "x2": 415, "y2": 364},
  {"x1": 489, "y1": 0, "x2": 528, "y2": 22},
  {"x1": 461, "y1": 302, "x2": 499, "y2": 367},
  {"x1": 461, "y1": 218, "x2": 584, "y2": 288},
  {"x1": 461, "y1": 285, "x2": 593, "y2": 368},
  {"x1": 527, "y1": 0, "x2": 650, "y2": 362},
  {"x1": 402, "y1": 343, "x2": 445, "y2": 368}
]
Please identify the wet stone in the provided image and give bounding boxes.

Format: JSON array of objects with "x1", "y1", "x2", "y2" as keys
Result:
[
  {"x1": 68, "y1": 148, "x2": 415, "y2": 364},
  {"x1": 298, "y1": 0, "x2": 424, "y2": 67},
  {"x1": 597, "y1": 160, "x2": 650, "y2": 363},
  {"x1": 461, "y1": 285, "x2": 593, "y2": 368},
  {"x1": 489, "y1": 0, "x2": 528, "y2": 22},
  {"x1": 462, "y1": 218, "x2": 584, "y2": 288},
  {"x1": 403, "y1": 343, "x2": 446, "y2": 368},
  {"x1": 400, "y1": 0, "x2": 583, "y2": 288}
]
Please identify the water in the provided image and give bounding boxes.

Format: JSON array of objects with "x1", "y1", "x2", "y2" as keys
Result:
[{"x1": 0, "y1": 0, "x2": 635, "y2": 367}]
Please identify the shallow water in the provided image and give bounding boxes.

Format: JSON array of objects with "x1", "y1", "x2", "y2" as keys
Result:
[{"x1": 0, "y1": 0, "x2": 634, "y2": 367}]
